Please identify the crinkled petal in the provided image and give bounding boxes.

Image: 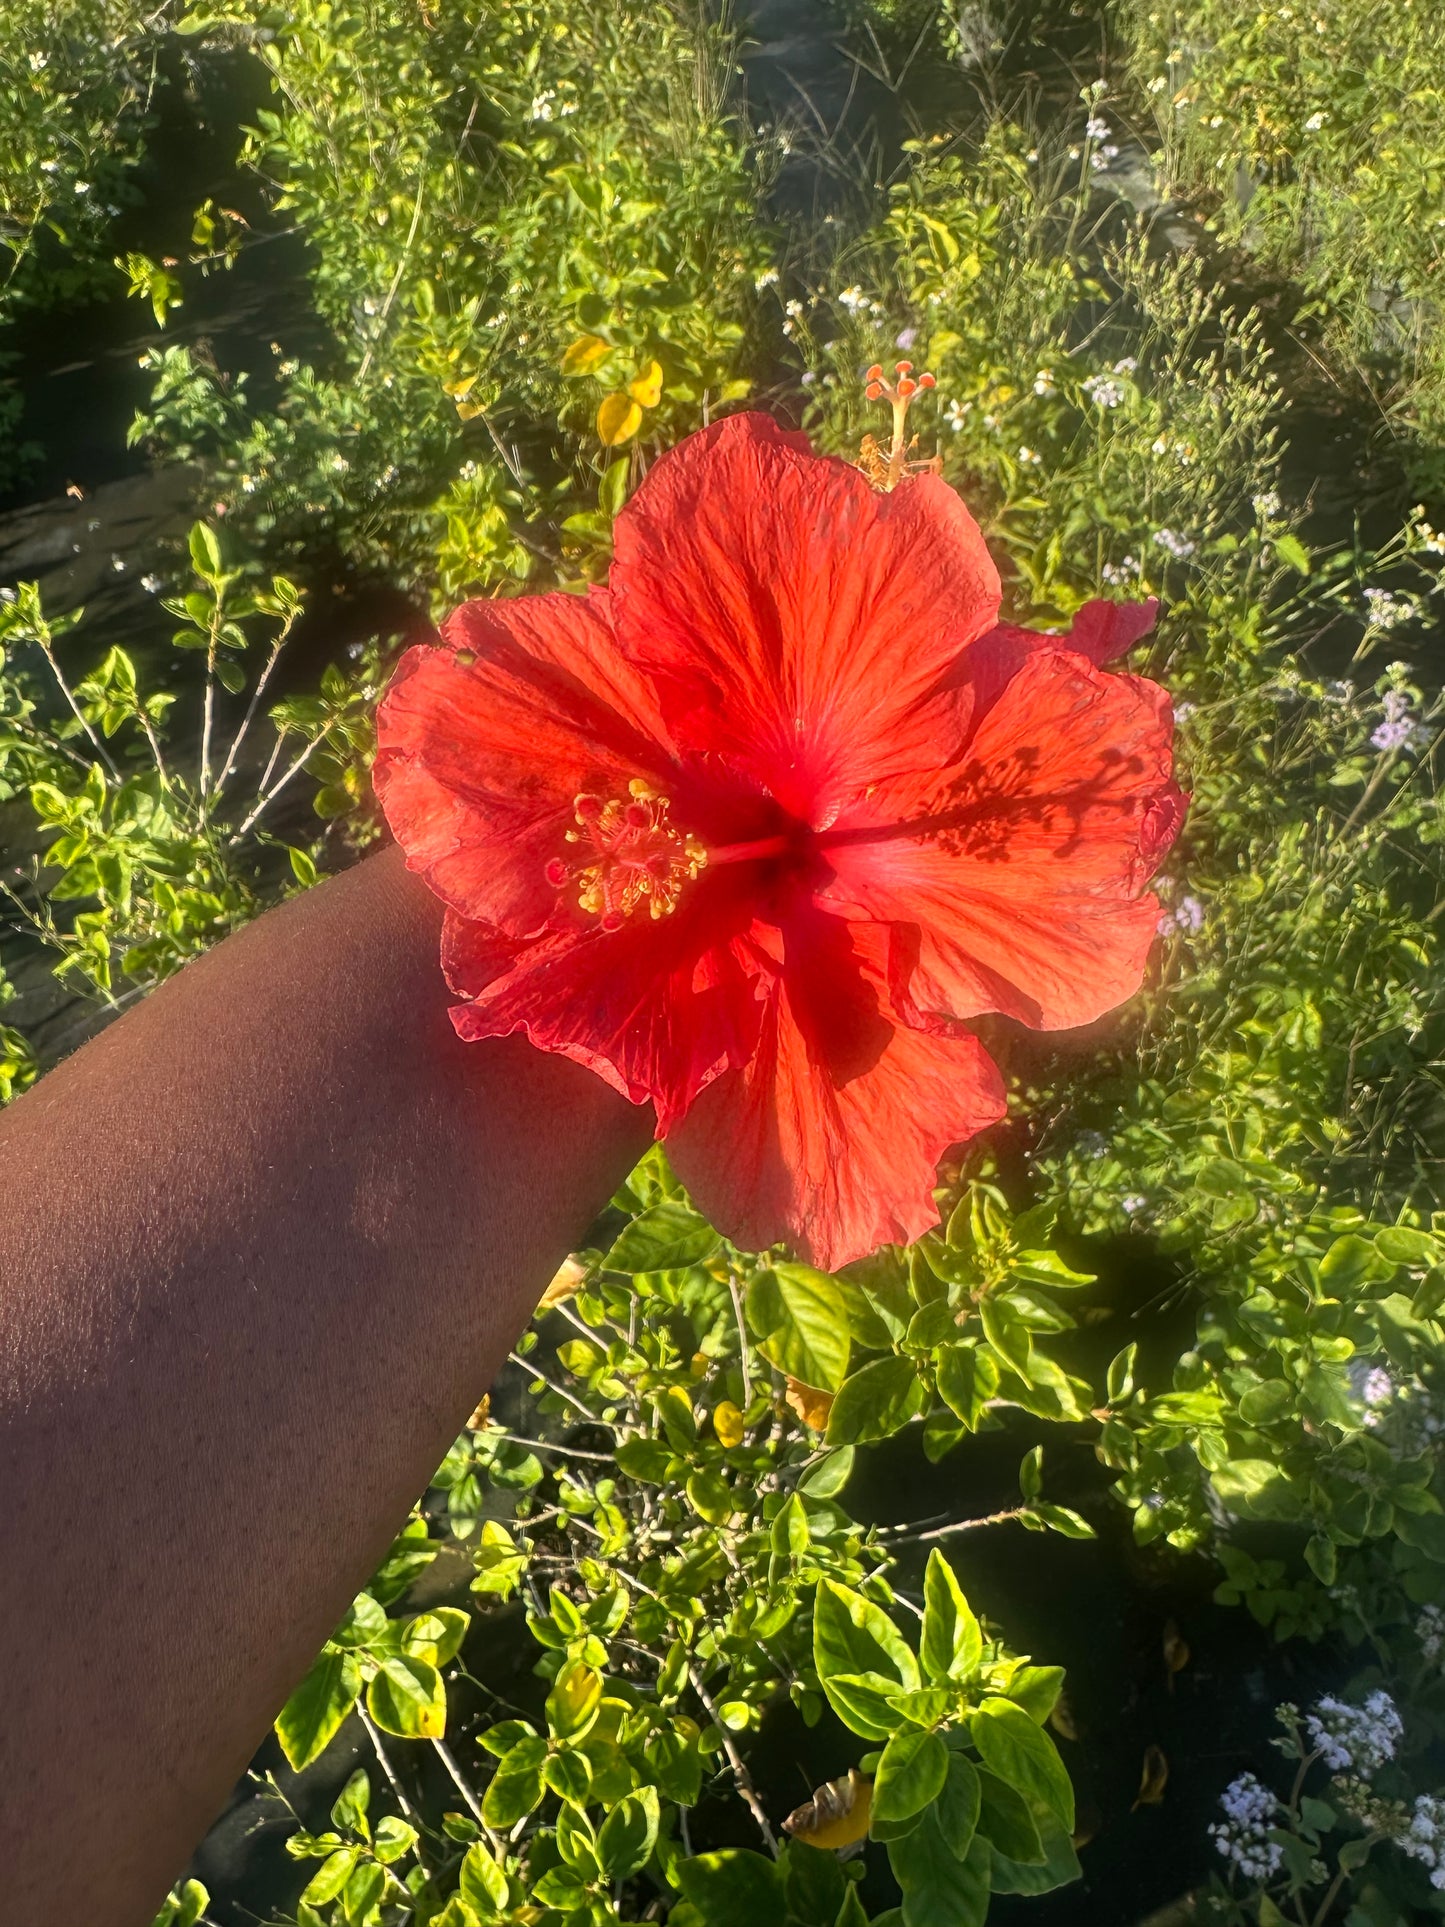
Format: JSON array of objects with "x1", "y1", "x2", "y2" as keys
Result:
[
  {"x1": 958, "y1": 596, "x2": 1159, "y2": 719},
  {"x1": 441, "y1": 873, "x2": 765, "y2": 1132},
  {"x1": 610, "y1": 412, "x2": 1001, "y2": 824},
  {"x1": 819, "y1": 649, "x2": 1186, "y2": 1032},
  {"x1": 665, "y1": 914, "x2": 1006, "y2": 1268},
  {"x1": 374, "y1": 590, "x2": 676, "y2": 938}
]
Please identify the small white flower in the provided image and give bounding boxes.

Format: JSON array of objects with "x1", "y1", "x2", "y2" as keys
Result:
[
  {"x1": 895, "y1": 327, "x2": 919, "y2": 351},
  {"x1": 330, "y1": 454, "x2": 349, "y2": 473},
  {"x1": 73, "y1": 181, "x2": 91, "y2": 195},
  {"x1": 754, "y1": 268, "x2": 780, "y2": 289},
  {"x1": 1252, "y1": 489, "x2": 1281, "y2": 520},
  {"x1": 1085, "y1": 116, "x2": 1111, "y2": 141},
  {"x1": 110, "y1": 554, "x2": 126, "y2": 573},
  {"x1": 785, "y1": 299, "x2": 804, "y2": 319},
  {"x1": 1153, "y1": 527, "x2": 1196, "y2": 560},
  {"x1": 140, "y1": 574, "x2": 162, "y2": 594},
  {"x1": 1032, "y1": 369, "x2": 1056, "y2": 396},
  {"x1": 1082, "y1": 373, "x2": 1125, "y2": 408},
  {"x1": 1173, "y1": 701, "x2": 1195, "y2": 722},
  {"x1": 1016, "y1": 445, "x2": 1042, "y2": 466},
  {"x1": 1417, "y1": 1606, "x2": 1445, "y2": 1665},
  {"x1": 1075, "y1": 1130, "x2": 1109, "y2": 1159},
  {"x1": 1304, "y1": 110, "x2": 1328, "y2": 132},
  {"x1": 1306, "y1": 1690, "x2": 1402, "y2": 1775},
  {"x1": 1157, "y1": 894, "x2": 1205, "y2": 936},
  {"x1": 1210, "y1": 1773, "x2": 1285, "y2": 1880},
  {"x1": 945, "y1": 398, "x2": 970, "y2": 433},
  {"x1": 1363, "y1": 586, "x2": 1418, "y2": 631},
  {"x1": 1101, "y1": 554, "x2": 1140, "y2": 586},
  {"x1": 558, "y1": 100, "x2": 577, "y2": 117},
  {"x1": 1122, "y1": 1193, "x2": 1148, "y2": 1216},
  {"x1": 529, "y1": 90, "x2": 556, "y2": 121},
  {"x1": 1147, "y1": 75, "x2": 1168, "y2": 93},
  {"x1": 28, "y1": 50, "x2": 48, "y2": 71}
]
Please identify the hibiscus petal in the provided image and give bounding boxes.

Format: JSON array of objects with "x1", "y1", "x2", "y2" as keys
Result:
[
  {"x1": 820, "y1": 650, "x2": 1186, "y2": 1032},
  {"x1": 665, "y1": 914, "x2": 1006, "y2": 1269},
  {"x1": 959, "y1": 595, "x2": 1159, "y2": 719},
  {"x1": 609, "y1": 412, "x2": 1001, "y2": 824},
  {"x1": 373, "y1": 590, "x2": 677, "y2": 937},
  {"x1": 440, "y1": 873, "x2": 765, "y2": 1132}
]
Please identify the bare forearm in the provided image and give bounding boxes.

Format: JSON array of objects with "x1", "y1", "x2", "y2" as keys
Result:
[{"x1": 0, "y1": 845, "x2": 649, "y2": 1924}]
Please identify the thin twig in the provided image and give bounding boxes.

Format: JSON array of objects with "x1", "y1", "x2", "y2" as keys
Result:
[
  {"x1": 213, "y1": 626, "x2": 291, "y2": 802},
  {"x1": 358, "y1": 1702, "x2": 425, "y2": 1833},
  {"x1": 357, "y1": 171, "x2": 426, "y2": 383},
  {"x1": 228, "y1": 735, "x2": 323, "y2": 843},
  {"x1": 728, "y1": 1276, "x2": 753, "y2": 1406},
  {"x1": 689, "y1": 1665, "x2": 777, "y2": 1856},
  {"x1": 36, "y1": 638, "x2": 119, "y2": 779},
  {"x1": 486, "y1": 1431, "x2": 616, "y2": 1464}
]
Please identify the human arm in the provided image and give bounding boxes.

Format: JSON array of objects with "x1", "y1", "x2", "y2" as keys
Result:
[{"x1": 0, "y1": 843, "x2": 651, "y2": 1925}]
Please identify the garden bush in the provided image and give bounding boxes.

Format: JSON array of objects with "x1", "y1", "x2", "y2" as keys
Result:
[{"x1": 5, "y1": 2, "x2": 1445, "y2": 1925}]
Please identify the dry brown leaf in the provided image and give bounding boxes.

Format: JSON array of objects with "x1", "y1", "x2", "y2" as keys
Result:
[
  {"x1": 1132, "y1": 1744, "x2": 1169, "y2": 1810},
  {"x1": 785, "y1": 1377, "x2": 834, "y2": 1432},
  {"x1": 1048, "y1": 1691, "x2": 1082, "y2": 1742},
  {"x1": 1162, "y1": 1618, "x2": 1190, "y2": 1679},
  {"x1": 466, "y1": 1393, "x2": 491, "y2": 1432},
  {"x1": 783, "y1": 1768, "x2": 872, "y2": 1850},
  {"x1": 538, "y1": 1256, "x2": 587, "y2": 1311}
]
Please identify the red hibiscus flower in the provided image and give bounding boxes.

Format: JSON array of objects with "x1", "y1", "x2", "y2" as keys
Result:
[{"x1": 374, "y1": 410, "x2": 1185, "y2": 1269}]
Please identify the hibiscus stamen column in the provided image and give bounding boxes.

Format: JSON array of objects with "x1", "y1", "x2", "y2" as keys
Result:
[
  {"x1": 546, "y1": 780, "x2": 708, "y2": 930},
  {"x1": 863, "y1": 360, "x2": 937, "y2": 489}
]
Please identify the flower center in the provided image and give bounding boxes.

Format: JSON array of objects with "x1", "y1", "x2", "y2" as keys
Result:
[{"x1": 548, "y1": 780, "x2": 708, "y2": 931}]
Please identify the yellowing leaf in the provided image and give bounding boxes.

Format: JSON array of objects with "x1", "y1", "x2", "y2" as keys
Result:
[
  {"x1": 443, "y1": 373, "x2": 478, "y2": 398},
  {"x1": 597, "y1": 393, "x2": 643, "y2": 446},
  {"x1": 539, "y1": 1256, "x2": 586, "y2": 1311},
  {"x1": 627, "y1": 359, "x2": 664, "y2": 407},
  {"x1": 713, "y1": 1400, "x2": 745, "y2": 1448},
  {"x1": 562, "y1": 333, "x2": 614, "y2": 376},
  {"x1": 1132, "y1": 1744, "x2": 1169, "y2": 1809},
  {"x1": 456, "y1": 399, "x2": 485, "y2": 421},
  {"x1": 782, "y1": 1768, "x2": 872, "y2": 1849},
  {"x1": 1162, "y1": 1619, "x2": 1190, "y2": 1679},
  {"x1": 786, "y1": 1376, "x2": 834, "y2": 1432}
]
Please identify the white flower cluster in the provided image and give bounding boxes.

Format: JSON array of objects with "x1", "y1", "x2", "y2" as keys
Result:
[
  {"x1": 1371, "y1": 689, "x2": 1430, "y2": 755},
  {"x1": 837, "y1": 285, "x2": 883, "y2": 317},
  {"x1": 1101, "y1": 554, "x2": 1140, "y2": 585},
  {"x1": 1154, "y1": 527, "x2": 1197, "y2": 560},
  {"x1": 1306, "y1": 1691, "x2": 1403, "y2": 1776},
  {"x1": 1401, "y1": 1794, "x2": 1445, "y2": 1889},
  {"x1": 1415, "y1": 517, "x2": 1445, "y2": 556},
  {"x1": 754, "y1": 268, "x2": 779, "y2": 290},
  {"x1": 1209, "y1": 1773, "x2": 1284, "y2": 1880},
  {"x1": 1032, "y1": 368, "x2": 1056, "y2": 396},
  {"x1": 1363, "y1": 586, "x2": 1419, "y2": 632},
  {"x1": 1417, "y1": 1606, "x2": 1445, "y2": 1665},
  {"x1": 1082, "y1": 372, "x2": 1125, "y2": 408},
  {"x1": 1157, "y1": 894, "x2": 1205, "y2": 936},
  {"x1": 1253, "y1": 489, "x2": 1282, "y2": 520},
  {"x1": 1348, "y1": 1357, "x2": 1396, "y2": 1418},
  {"x1": 1304, "y1": 110, "x2": 1328, "y2": 132}
]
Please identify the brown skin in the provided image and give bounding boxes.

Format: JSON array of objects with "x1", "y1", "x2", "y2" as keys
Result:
[{"x1": 0, "y1": 845, "x2": 651, "y2": 1926}]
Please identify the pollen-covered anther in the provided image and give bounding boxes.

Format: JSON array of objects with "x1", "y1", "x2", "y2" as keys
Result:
[{"x1": 549, "y1": 778, "x2": 707, "y2": 929}]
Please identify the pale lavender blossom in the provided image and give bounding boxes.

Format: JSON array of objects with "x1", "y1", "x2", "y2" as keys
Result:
[
  {"x1": 1209, "y1": 1773, "x2": 1284, "y2": 1880},
  {"x1": 1306, "y1": 1690, "x2": 1402, "y2": 1775}
]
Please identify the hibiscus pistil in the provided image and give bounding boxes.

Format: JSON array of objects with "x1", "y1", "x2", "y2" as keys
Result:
[
  {"x1": 861, "y1": 358, "x2": 938, "y2": 490},
  {"x1": 547, "y1": 779, "x2": 708, "y2": 930}
]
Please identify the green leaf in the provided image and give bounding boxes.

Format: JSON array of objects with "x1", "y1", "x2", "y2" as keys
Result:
[
  {"x1": 875, "y1": 1727, "x2": 949, "y2": 1823},
  {"x1": 1273, "y1": 531, "x2": 1310, "y2": 574},
  {"x1": 817, "y1": 1671, "x2": 903, "y2": 1739},
  {"x1": 368, "y1": 1654, "x2": 447, "y2": 1739},
  {"x1": 301, "y1": 1848, "x2": 359, "y2": 1906},
  {"x1": 987, "y1": 1804, "x2": 1082, "y2": 1895},
  {"x1": 936, "y1": 1751, "x2": 982, "y2": 1855},
  {"x1": 825, "y1": 1354, "x2": 926, "y2": 1444},
  {"x1": 980, "y1": 1296, "x2": 1032, "y2": 1380},
  {"x1": 403, "y1": 1607, "x2": 468, "y2": 1667},
  {"x1": 481, "y1": 1735, "x2": 547, "y2": 1828},
  {"x1": 1008, "y1": 1666, "x2": 1065, "y2": 1724},
  {"x1": 799, "y1": 1447, "x2": 854, "y2": 1498},
  {"x1": 372, "y1": 1815, "x2": 417, "y2": 1864},
  {"x1": 674, "y1": 1849, "x2": 785, "y2": 1925},
  {"x1": 889, "y1": 1815, "x2": 990, "y2": 1927},
  {"x1": 459, "y1": 1843, "x2": 509, "y2": 1916},
  {"x1": 189, "y1": 521, "x2": 223, "y2": 578},
  {"x1": 597, "y1": 1787, "x2": 659, "y2": 1880},
  {"x1": 604, "y1": 1202, "x2": 720, "y2": 1272},
  {"x1": 920, "y1": 1550, "x2": 983, "y2": 1683},
  {"x1": 972, "y1": 1700, "x2": 1073, "y2": 1832},
  {"x1": 781, "y1": 1839, "x2": 846, "y2": 1927},
  {"x1": 753, "y1": 1264, "x2": 852, "y2": 1391},
  {"x1": 546, "y1": 1660, "x2": 603, "y2": 1740},
  {"x1": 975, "y1": 1769, "x2": 1043, "y2": 1864},
  {"x1": 936, "y1": 1345, "x2": 1000, "y2": 1429},
  {"x1": 814, "y1": 1580, "x2": 920, "y2": 1692},
  {"x1": 275, "y1": 1647, "x2": 362, "y2": 1770},
  {"x1": 1210, "y1": 1458, "x2": 1301, "y2": 1521},
  {"x1": 331, "y1": 1767, "x2": 371, "y2": 1836}
]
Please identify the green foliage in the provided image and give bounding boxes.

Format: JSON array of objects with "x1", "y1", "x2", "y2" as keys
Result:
[
  {"x1": 127, "y1": 0, "x2": 774, "y2": 603},
  {"x1": 1119, "y1": 0, "x2": 1445, "y2": 485}
]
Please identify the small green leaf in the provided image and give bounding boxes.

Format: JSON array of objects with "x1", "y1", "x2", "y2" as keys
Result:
[
  {"x1": 874, "y1": 1728, "x2": 949, "y2": 1823},
  {"x1": 275, "y1": 1647, "x2": 362, "y2": 1770},
  {"x1": 675, "y1": 1849, "x2": 786, "y2": 1925},
  {"x1": 459, "y1": 1842, "x2": 509, "y2": 1915},
  {"x1": 920, "y1": 1550, "x2": 983, "y2": 1683},
  {"x1": 368, "y1": 1654, "x2": 447, "y2": 1739},
  {"x1": 546, "y1": 1659, "x2": 603, "y2": 1741},
  {"x1": 604, "y1": 1202, "x2": 720, "y2": 1272},
  {"x1": 753, "y1": 1264, "x2": 852, "y2": 1392},
  {"x1": 972, "y1": 1699, "x2": 1074, "y2": 1833},
  {"x1": 936, "y1": 1345, "x2": 1000, "y2": 1430},
  {"x1": 826, "y1": 1354, "x2": 926, "y2": 1444},
  {"x1": 597, "y1": 1786, "x2": 660, "y2": 1880}
]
